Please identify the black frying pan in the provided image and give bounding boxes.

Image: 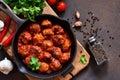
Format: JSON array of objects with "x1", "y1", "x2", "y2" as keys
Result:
[{"x1": 0, "y1": 0, "x2": 76, "y2": 79}]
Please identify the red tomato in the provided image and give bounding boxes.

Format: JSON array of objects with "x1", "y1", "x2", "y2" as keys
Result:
[
  {"x1": 47, "y1": 0, "x2": 57, "y2": 6},
  {"x1": 57, "y1": 1, "x2": 66, "y2": 12}
]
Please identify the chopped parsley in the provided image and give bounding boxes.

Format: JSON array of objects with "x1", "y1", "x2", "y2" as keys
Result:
[
  {"x1": 4, "y1": 0, "x2": 46, "y2": 21},
  {"x1": 29, "y1": 56, "x2": 41, "y2": 71}
]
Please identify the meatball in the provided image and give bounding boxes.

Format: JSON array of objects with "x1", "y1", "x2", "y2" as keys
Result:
[
  {"x1": 42, "y1": 28, "x2": 54, "y2": 36},
  {"x1": 29, "y1": 46, "x2": 42, "y2": 54},
  {"x1": 24, "y1": 54, "x2": 35, "y2": 65},
  {"x1": 38, "y1": 51, "x2": 52, "y2": 61},
  {"x1": 18, "y1": 42, "x2": 22, "y2": 47},
  {"x1": 46, "y1": 68, "x2": 52, "y2": 74},
  {"x1": 59, "y1": 52, "x2": 70, "y2": 63},
  {"x1": 19, "y1": 31, "x2": 32, "y2": 44},
  {"x1": 39, "y1": 62, "x2": 49, "y2": 73},
  {"x1": 52, "y1": 35, "x2": 65, "y2": 46},
  {"x1": 50, "y1": 58, "x2": 61, "y2": 71},
  {"x1": 52, "y1": 25, "x2": 64, "y2": 34},
  {"x1": 52, "y1": 47, "x2": 63, "y2": 59},
  {"x1": 33, "y1": 33, "x2": 44, "y2": 45},
  {"x1": 17, "y1": 19, "x2": 72, "y2": 73},
  {"x1": 42, "y1": 40, "x2": 53, "y2": 51},
  {"x1": 62, "y1": 39, "x2": 71, "y2": 51},
  {"x1": 18, "y1": 45, "x2": 31, "y2": 57},
  {"x1": 29, "y1": 23, "x2": 41, "y2": 34},
  {"x1": 43, "y1": 51, "x2": 52, "y2": 59},
  {"x1": 41, "y1": 20, "x2": 52, "y2": 28},
  {"x1": 38, "y1": 52, "x2": 44, "y2": 61}
]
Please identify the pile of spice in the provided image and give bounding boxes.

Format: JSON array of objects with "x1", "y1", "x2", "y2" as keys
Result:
[{"x1": 72, "y1": 11, "x2": 111, "y2": 65}]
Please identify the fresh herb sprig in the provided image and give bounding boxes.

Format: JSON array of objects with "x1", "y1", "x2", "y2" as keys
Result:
[
  {"x1": 29, "y1": 56, "x2": 41, "y2": 71},
  {"x1": 4, "y1": 0, "x2": 46, "y2": 21},
  {"x1": 79, "y1": 55, "x2": 87, "y2": 64}
]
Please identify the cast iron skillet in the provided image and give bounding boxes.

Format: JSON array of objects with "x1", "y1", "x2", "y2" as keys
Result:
[{"x1": 0, "y1": 0, "x2": 76, "y2": 79}]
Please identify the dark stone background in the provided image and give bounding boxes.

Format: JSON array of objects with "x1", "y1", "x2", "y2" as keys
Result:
[{"x1": 59, "y1": 0, "x2": 120, "y2": 80}]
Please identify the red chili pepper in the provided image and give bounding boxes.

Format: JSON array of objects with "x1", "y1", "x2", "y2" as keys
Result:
[
  {"x1": 0, "y1": 16, "x2": 11, "y2": 42},
  {"x1": 2, "y1": 23, "x2": 17, "y2": 47}
]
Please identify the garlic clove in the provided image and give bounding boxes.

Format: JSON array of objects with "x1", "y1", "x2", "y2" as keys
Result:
[
  {"x1": 72, "y1": 21, "x2": 82, "y2": 28},
  {"x1": 75, "y1": 10, "x2": 80, "y2": 19},
  {"x1": 0, "y1": 20, "x2": 4, "y2": 31}
]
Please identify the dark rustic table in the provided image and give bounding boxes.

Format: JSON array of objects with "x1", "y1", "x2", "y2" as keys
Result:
[
  {"x1": 0, "y1": 0, "x2": 120, "y2": 80},
  {"x1": 59, "y1": 0, "x2": 120, "y2": 80}
]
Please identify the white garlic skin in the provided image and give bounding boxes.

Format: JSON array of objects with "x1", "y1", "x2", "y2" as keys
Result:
[
  {"x1": 0, "y1": 20, "x2": 4, "y2": 31},
  {"x1": 0, "y1": 57, "x2": 13, "y2": 75},
  {"x1": 75, "y1": 10, "x2": 80, "y2": 19},
  {"x1": 73, "y1": 21, "x2": 82, "y2": 27}
]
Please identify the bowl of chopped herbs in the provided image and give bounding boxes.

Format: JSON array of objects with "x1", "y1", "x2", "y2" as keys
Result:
[{"x1": 3, "y1": 0, "x2": 46, "y2": 21}]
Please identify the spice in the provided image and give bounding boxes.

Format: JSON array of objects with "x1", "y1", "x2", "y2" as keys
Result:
[
  {"x1": 0, "y1": 16, "x2": 11, "y2": 42},
  {"x1": 88, "y1": 36, "x2": 108, "y2": 65}
]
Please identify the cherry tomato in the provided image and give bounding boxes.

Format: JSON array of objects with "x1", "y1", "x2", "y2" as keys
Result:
[
  {"x1": 57, "y1": 1, "x2": 66, "y2": 12},
  {"x1": 47, "y1": 0, "x2": 57, "y2": 6}
]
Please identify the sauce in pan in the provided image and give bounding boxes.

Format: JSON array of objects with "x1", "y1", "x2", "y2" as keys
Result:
[{"x1": 17, "y1": 19, "x2": 72, "y2": 73}]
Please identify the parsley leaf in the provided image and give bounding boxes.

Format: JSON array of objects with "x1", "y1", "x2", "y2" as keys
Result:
[
  {"x1": 29, "y1": 56, "x2": 41, "y2": 71},
  {"x1": 79, "y1": 55, "x2": 87, "y2": 64}
]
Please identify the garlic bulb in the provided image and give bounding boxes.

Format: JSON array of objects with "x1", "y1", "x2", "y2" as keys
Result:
[
  {"x1": 0, "y1": 20, "x2": 4, "y2": 31},
  {"x1": 0, "y1": 57, "x2": 13, "y2": 75}
]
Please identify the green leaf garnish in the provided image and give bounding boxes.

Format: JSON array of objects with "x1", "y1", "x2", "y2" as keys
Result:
[
  {"x1": 29, "y1": 56, "x2": 41, "y2": 71},
  {"x1": 4, "y1": 0, "x2": 46, "y2": 21},
  {"x1": 79, "y1": 55, "x2": 87, "y2": 64}
]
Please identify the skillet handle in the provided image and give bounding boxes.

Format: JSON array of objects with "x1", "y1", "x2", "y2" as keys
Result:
[
  {"x1": 0, "y1": 0, "x2": 26, "y2": 26},
  {"x1": 18, "y1": 65, "x2": 28, "y2": 74},
  {"x1": 61, "y1": 64, "x2": 74, "y2": 77}
]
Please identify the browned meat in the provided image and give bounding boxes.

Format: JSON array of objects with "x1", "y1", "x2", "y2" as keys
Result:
[
  {"x1": 38, "y1": 52, "x2": 44, "y2": 61},
  {"x1": 43, "y1": 51, "x2": 52, "y2": 59},
  {"x1": 52, "y1": 25, "x2": 64, "y2": 34},
  {"x1": 52, "y1": 35, "x2": 65, "y2": 45},
  {"x1": 38, "y1": 51, "x2": 52, "y2": 62},
  {"x1": 41, "y1": 20, "x2": 52, "y2": 28},
  {"x1": 29, "y1": 23, "x2": 41, "y2": 34},
  {"x1": 50, "y1": 58, "x2": 61, "y2": 71},
  {"x1": 42, "y1": 40, "x2": 53, "y2": 50},
  {"x1": 39, "y1": 62, "x2": 49, "y2": 73},
  {"x1": 33, "y1": 33, "x2": 45, "y2": 45},
  {"x1": 29, "y1": 46, "x2": 42, "y2": 54},
  {"x1": 59, "y1": 52, "x2": 70, "y2": 63},
  {"x1": 42, "y1": 28, "x2": 54, "y2": 36},
  {"x1": 24, "y1": 54, "x2": 35, "y2": 65},
  {"x1": 18, "y1": 45, "x2": 31, "y2": 57},
  {"x1": 62, "y1": 39, "x2": 71, "y2": 51},
  {"x1": 52, "y1": 47, "x2": 63, "y2": 59},
  {"x1": 18, "y1": 19, "x2": 72, "y2": 73},
  {"x1": 19, "y1": 31, "x2": 32, "y2": 44}
]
